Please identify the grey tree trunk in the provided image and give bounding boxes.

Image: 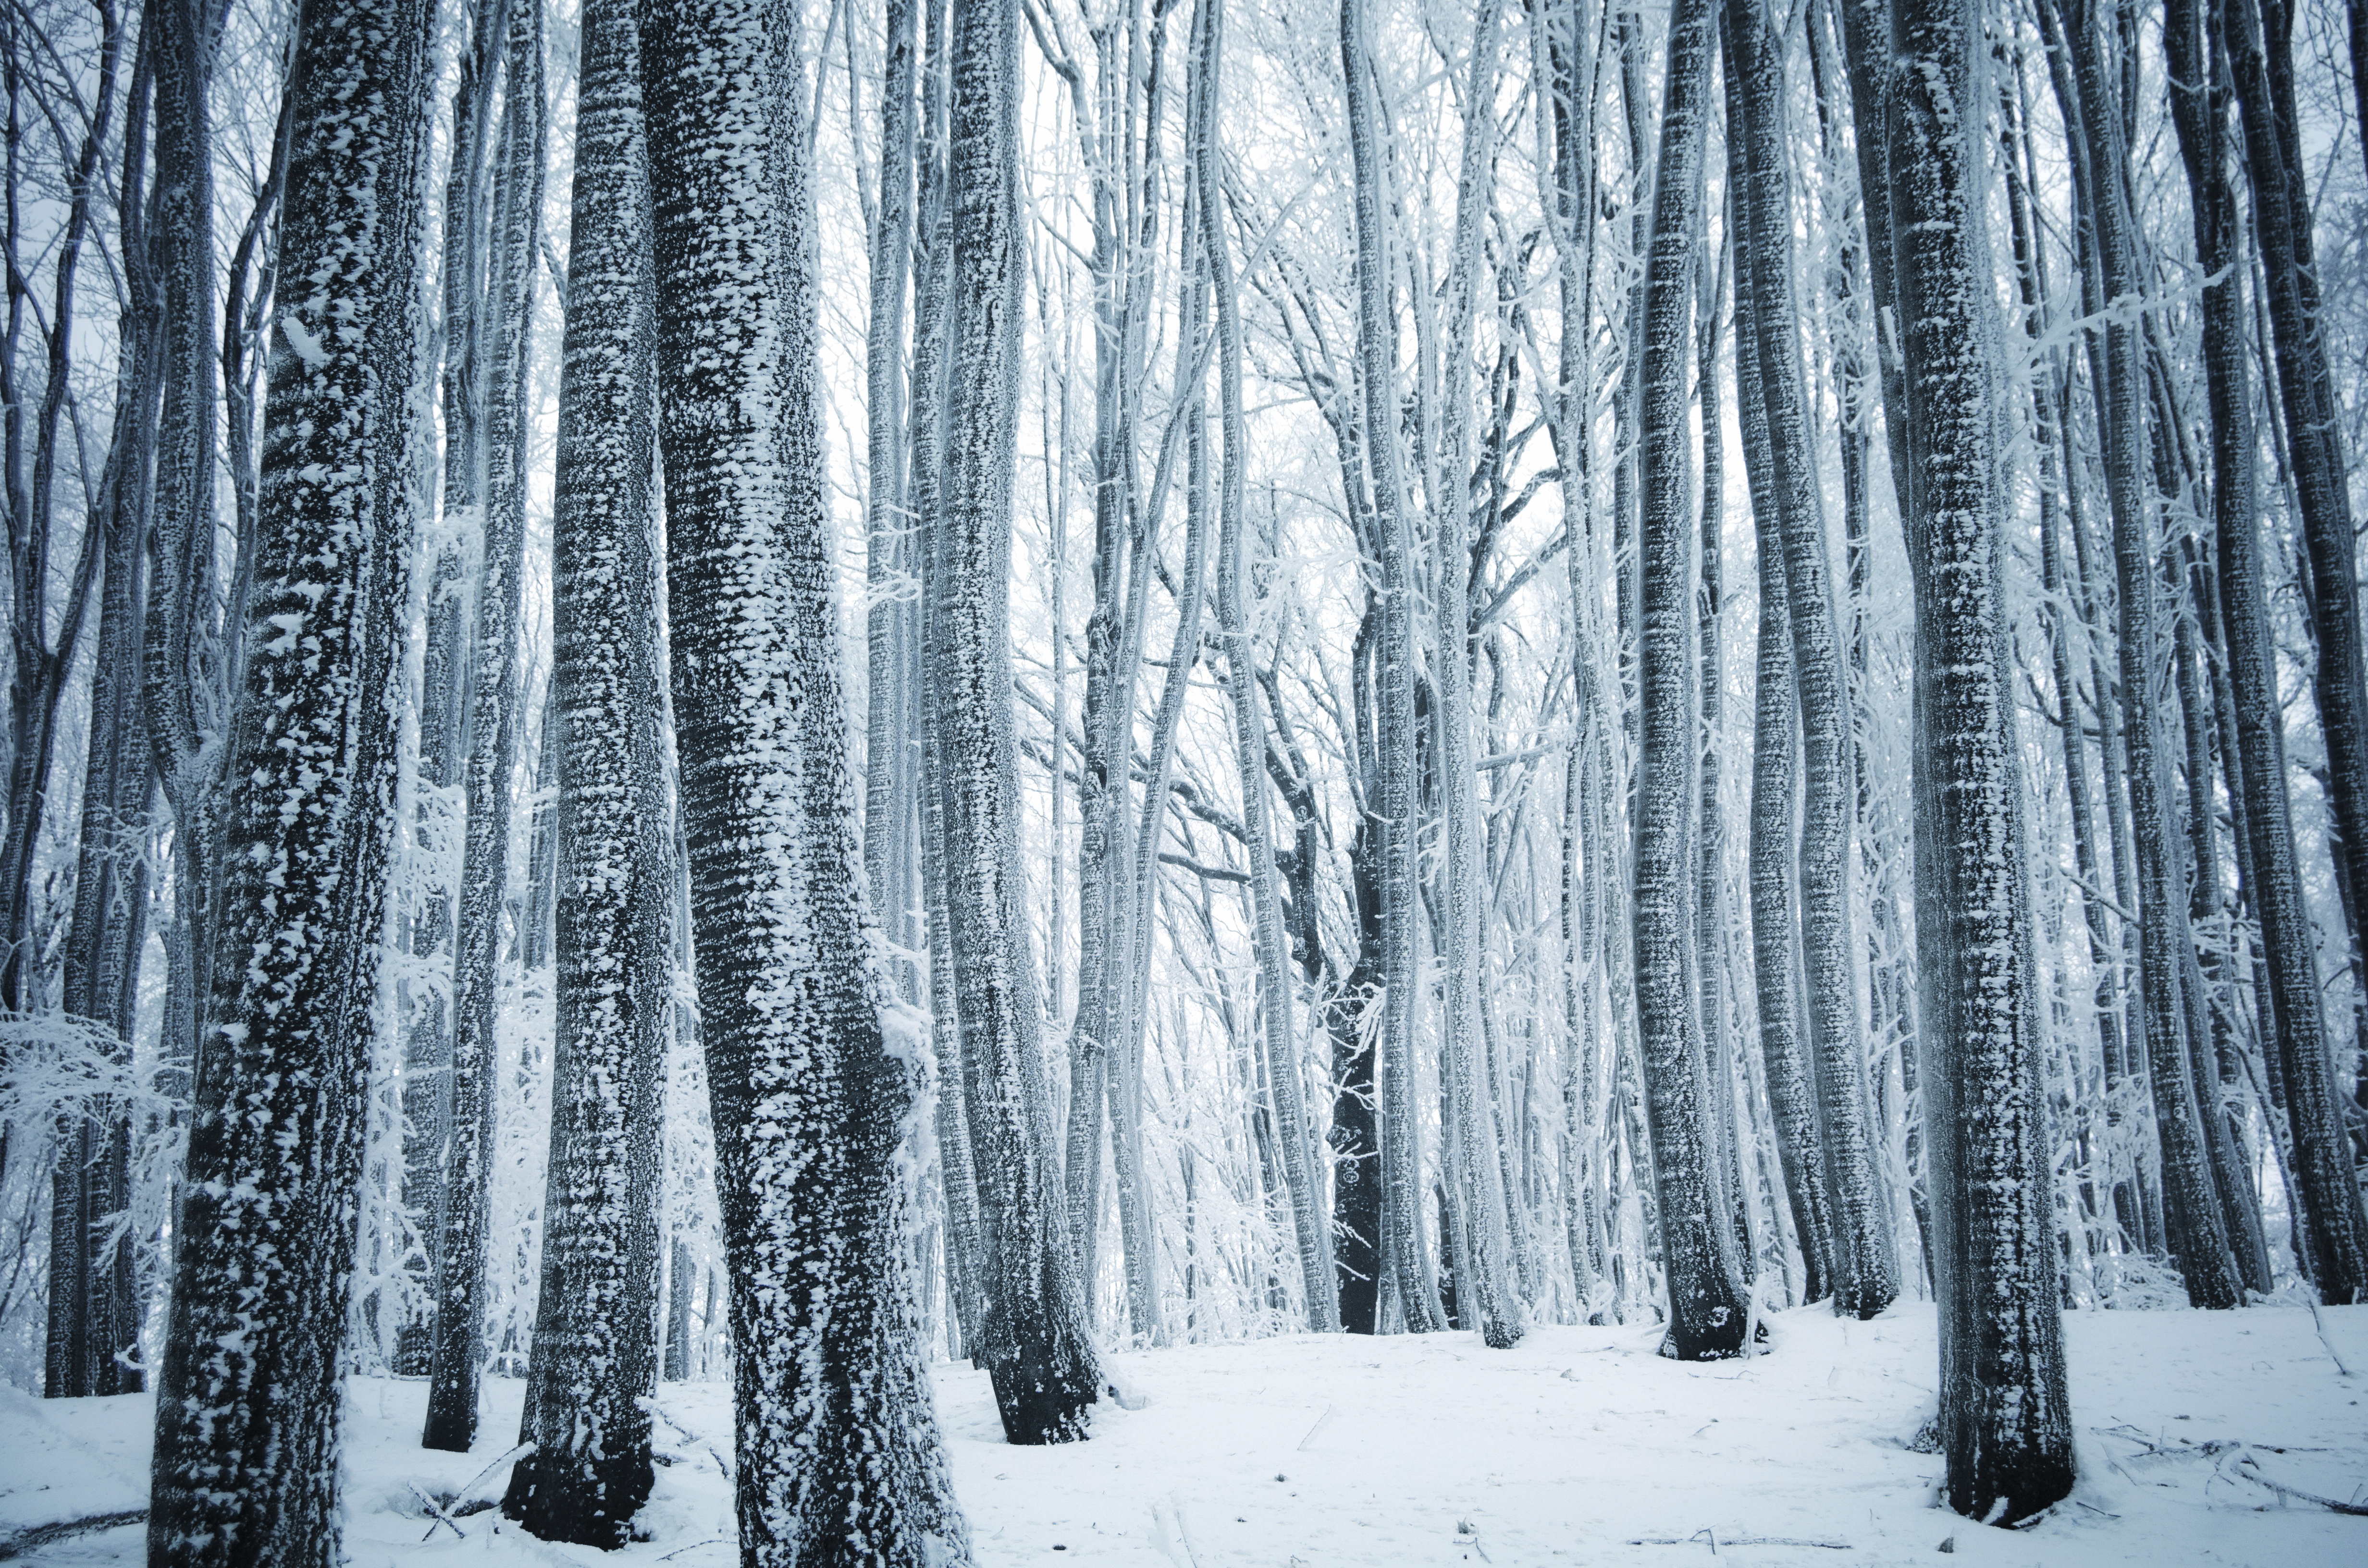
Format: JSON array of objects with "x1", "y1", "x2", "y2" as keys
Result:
[
  {"x1": 1725, "y1": 0, "x2": 1896, "y2": 1318},
  {"x1": 1340, "y1": 0, "x2": 1446, "y2": 1334},
  {"x1": 1880, "y1": 0, "x2": 2075, "y2": 1521},
  {"x1": 501, "y1": 0, "x2": 667, "y2": 1541},
  {"x1": 145, "y1": 0, "x2": 433, "y2": 1554},
  {"x1": 2224, "y1": 0, "x2": 2368, "y2": 1303},
  {"x1": 643, "y1": 0, "x2": 972, "y2": 1556},
  {"x1": 1196, "y1": 0, "x2": 1335, "y2": 1337},
  {"x1": 2042, "y1": 0, "x2": 2241, "y2": 1310},
  {"x1": 425, "y1": 0, "x2": 549, "y2": 1449},
  {"x1": 1430, "y1": 0, "x2": 1523, "y2": 1350},
  {"x1": 926, "y1": 0, "x2": 1103, "y2": 1442},
  {"x1": 1728, "y1": 125, "x2": 1835, "y2": 1310}
]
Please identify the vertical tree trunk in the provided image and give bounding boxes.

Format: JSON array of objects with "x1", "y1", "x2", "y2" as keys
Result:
[
  {"x1": 1632, "y1": 0, "x2": 1749, "y2": 1360},
  {"x1": 1194, "y1": 0, "x2": 1329, "y2": 1337},
  {"x1": 643, "y1": 0, "x2": 973, "y2": 1555},
  {"x1": 2043, "y1": 0, "x2": 2241, "y2": 1309},
  {"x1": 145, "y1": 0, "x2": 432, "y2": 1554},
  {"x1": 1430, "y1": 0, "x2": 1523, "y2": 1350},
  {"x1": 1729, "y1": 126, "x2": 1835, "y2": 1311},
  {"x1": 1340, "y1": 0, "x2": 1446, "y2": 1334},
  {"x1": 1726, "y1": 0, "x2": 1897, "y2": 1318},
  {"x1": 1881, "y1": 0, "x2": 2075, "y2": 1521},
  {"x1": 424, "y1": 0, "x2": 549, "y2": 1449},
  {"x1": 501, "y1": 0, "x2": 667, "y2": 1541},
  {"x1": 2225, "y1": 0, "x2": 2368, "y2": 1303},
  {"x1": 926, "y1": 0, "x2": 1103, "y2": 1441}
]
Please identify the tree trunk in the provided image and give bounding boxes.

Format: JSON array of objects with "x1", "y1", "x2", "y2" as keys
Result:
[
  {"x1": 925, "y1": 0, "x2": 1103, "y2": 1442},
  {"x1": 643, "y1": 0, "x2": 972, "y2": 1555},
  {"x1": 1727, "y1": 0, "x2": 1896, "y2": 1318},
  {"x1": 2225, "y1": 0, "x2": 2368, "y2": 1303},
  {"x1": 425, "y1": 0, "x2": 548, "y2": 1449},
  {"x1": 501, "y1": 0, "x2": 666, "y2": 1541},
  {"x1": 1632, "y1": 0, "x2": 1749, "y2": 1360},
  {"x1": 1880, "y1": 0, "x2": 2075, "y2": 1521},
  {"x1": 145, "y1": 0, "x2": 432, "y2": 1555},
  {"x1": 1340, "y1": 0, "x2": 1446, "y2": 1334}
]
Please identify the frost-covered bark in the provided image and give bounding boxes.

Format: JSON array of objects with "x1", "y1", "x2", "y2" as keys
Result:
[
  {"x1": 2176, "y1": 0, "x2": 2368, "y2": 1304},
  {"x1": 399, "y1": 0, "x2": 512, "y2": 1379},
  {"x1": 2224, "y1": 0, "x2": 2368, "y2": 1305},
  {"x1": 1724, "y1": 0, "x2": 1894, "y2": 1318},
  {"x1": 49, "y1": 14, "x2": 153, "y2": 1398},
  {"x1": 908, "y1": 0, "x2": 990, "y2": 1359},
  {"x1": 2041, "y1": 0, "x2": 2240, "y2": 1310},
  {"x1": 1728, "y1": 140, "x2": 1835, "y2": 1311},
  {"x1": 145, "y1": 0, "x2": 433, "y2": 1554},
  {"x1": 425, "y1": 0, "x2": 548, "y2": 1450},
  {"x1": 864, "y1": 0, "x2": 919, "y2": 990},
  {"x1": 1200, "y1": 0, "x2": 1336, "y2": 1337},
  {"x1": 1340, "y1": 0, "x2": 1446, "y2": 1335},
  {"x1": 925, "y1": 0, "x2": 1102, "y2": 1441},
  {"x1": 643, "y1": 0, "x2": 971, "y2": 1556},
  {"x1": 500, "y1": 0, "x2": 666, "y2": 1541},
  {"x1": 140, "y1": 0, "x2": 223, "y2": 1061},
  {"x1": 1429, "y1": 0, "x2": 1524, "y2": 1351},
  {"x1": 1631, "y1": 0, "x2": 1748, "y2": 1361},
  {"x1": 1879, "y1": 0, "x2": 2073, "y2": 1521}
]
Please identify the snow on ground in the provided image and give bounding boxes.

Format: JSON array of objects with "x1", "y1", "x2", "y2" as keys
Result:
[{"x1": 3, "y1": 1302, "x2": 2362, "y2": 1565}]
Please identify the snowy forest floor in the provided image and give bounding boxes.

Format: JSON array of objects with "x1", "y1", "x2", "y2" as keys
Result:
[{"x1": 3, "y1": 1301, "x2": 2363, "y2": 1566}]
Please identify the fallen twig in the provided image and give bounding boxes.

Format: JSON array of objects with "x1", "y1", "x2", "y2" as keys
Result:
[
  {"x1": 0, "y1": 1510, "x2": 148, "y2": 1561},
  {"x1": 1295, "y1": 1404, "x2": 1337, "y2": 1451},
  {"x1": 1628, "y1": 1529, "x2": 1850, "y2": 1551},
  {"x1": 408, "y1": 1481, "x2": 468, "y2": 1542},
  {"x1": 2309, "y1": 1299, "x2": 2356, "y2": 1378},
  {"x1": 2226, "y1": 1449, "x2": 2368, "y2": 1516},
  {"x1": 449, "y1": 1441, "x2": 536, "y2": 1508},
  {"x1": 658, "y1": 1536, "x2": 733, "y2": 1561}
]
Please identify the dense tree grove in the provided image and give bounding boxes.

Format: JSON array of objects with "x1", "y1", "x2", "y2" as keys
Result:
[{"x1": 6, "y1": 0, "x2": 2368, "y2": 1554}]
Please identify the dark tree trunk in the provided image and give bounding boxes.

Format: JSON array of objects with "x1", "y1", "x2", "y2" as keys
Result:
[
  {"x1": 1727, "y1": 0, "x2": 1897, "y2": 1318},
  {"x1": 1632, "y1": 0, "x2": 1749, "y2": 1360},
  {"x1": 424, "y1": 0, "x2": 548, "y2": 1451},
  {"x1": 2225, "y1": 0, "x2": 2368, "y2": 1303},
  {"x1": 925, "y1": 0, "x2": 1103, "y2": 1443},
  {"x1": 1879, "y1": 0, "x2": 2074, "y2": 1522},
  {"x1": 643, "y1": 0, "x2": 972, "y2": 1556},
  {"x1": 145, "y1": 0, "x2": 432, "y2": 1555},
  {"x1": 501, "y1": 0, "x2": 666, "y2": 1542}
]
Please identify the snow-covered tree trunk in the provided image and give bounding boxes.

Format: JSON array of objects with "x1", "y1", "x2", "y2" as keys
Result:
[
  {"x1": 1725, "y1": 0, "x2": 1896, "y2": 1319},
  {"x1": 425, "y1": 0, "x2": 548, "y2": 1449},
  {"x1": 926, "y1": 0, "x2": 1103, "y2": 1440},
  {"x1": 1428, "y1": 0, "x2": 1523, "y2": 1351},
  {"x1": 1631, "y1": 0, "x2": 1749, "y2": 1361},
  {"x1": 642, "y1": 0, "x2": 972, "y2": 1555},
  {"x1": 2043, "y1": 0, "x2": 2240, "y2": 1311},
  {"x1": 1728, "y1": 140, "x2": 1834, "y2": 1310},
  {"x1": 1340, "y1": 0, "x2": 1446, "y2": 1336},
  {"x1": 864, "y1": 0, "x2": 919, "y2": 992},
  {"x1": 2178, "y1": 0, "x2": 2368, "y2": 1304},
  {"x1": 500, "y1": 0, "x2": 667, "y2": 1541},
  {"x1": 398, "y1": 0, "x2": 512, "y2": 1378},
  {"x1": 1880, "y1": 0, "x2": 2074, "y2": 1521},
  {"x1": 909, "y1": 0, "x2": 990, "y2": 1359},
  {"x1": 145, "y1": 0, "x2": 434, "y2": 1553},
  {"x1": 2224, "y1": 0, "x2": 2368, "y2": 1304},
  {"x1": 1199, "y1": 0, "x2": 1336, "y2": 1338},
  {"x1": 49, "y1": 14, "x2": 155, "y2": 1397}
]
